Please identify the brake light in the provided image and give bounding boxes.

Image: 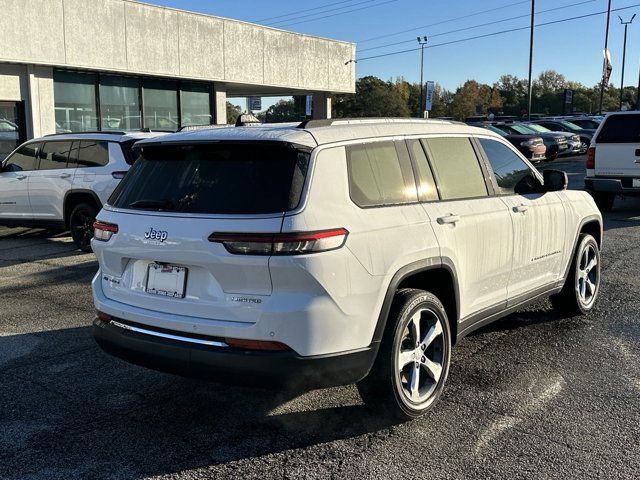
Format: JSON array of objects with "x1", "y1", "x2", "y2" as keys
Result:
[
  {"x1": 94, "y1": 221, "x2": 119, "y2": 241},
  {"x1": 586, "y1": 147, "x2": 596, "y2": 169},
  {"x1": 224, "y1": 338, "x2": 291, "y2": 351},
  {"x1": 111, "y1": 171, "x2": 128, "y2": 179},
  {"x1": 209, "y1": 228, "x2": 349, "y2": 255}
]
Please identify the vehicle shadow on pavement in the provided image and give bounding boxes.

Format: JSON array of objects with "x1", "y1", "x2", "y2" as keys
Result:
[
  {"x1": 0, "y1": 227, "x2": 84, "y2": 268},
  {"x1": 602, "y1": 198, "x2": 640, "y2": 232},
  {"x1": 0, "y1": 326, "x2": 395, "y2": 478}
]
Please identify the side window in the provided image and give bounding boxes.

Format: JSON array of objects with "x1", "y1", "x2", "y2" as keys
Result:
[
  {"x1": 596, "y1": 114, "x2": 640, "y2": 143},
  {"x1": 479, "y1": 138, "x2": 537, "y2": 195},
  {"x1": 407, "y1": 139, "x2": 438, "y2": 201},
  {"x1": 346, "y1": 141, "x2": 417, "y2": 207},
  {"x1": 38, "y1": 141, "x2": 73, "y2": 170},
  {"x1": 423, "y1": 137, "x2": 488, "y2": 200},
  {"x1": 539, "y1": 122, "x2": 559, "y2": 131},
  {"x1": 76, "y1": 140, "x2": 109, "y2": 168},
  {"x1": 2, "y1": 142, "x2": 40, "y2": 172}
]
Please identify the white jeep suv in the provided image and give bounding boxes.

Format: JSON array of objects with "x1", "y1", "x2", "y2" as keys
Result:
[
  {"x1": 0, "y1": 131, "x2": 165, "y2": 251},
  {"x1": 585, "y1": 111, "x2": 640, "y2": 211},
  {"x1": 91, "y1": 119, "x2": 602, "y2": 420}
]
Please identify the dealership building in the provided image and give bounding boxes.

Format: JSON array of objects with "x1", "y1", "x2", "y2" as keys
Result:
[{"x1": 0, "y1": 0, "x2": 356, "y2": 158}]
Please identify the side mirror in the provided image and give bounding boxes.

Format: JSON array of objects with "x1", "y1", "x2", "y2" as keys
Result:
[{"x1": 543, "y1": 169, "x2": 568, "y2": 192}]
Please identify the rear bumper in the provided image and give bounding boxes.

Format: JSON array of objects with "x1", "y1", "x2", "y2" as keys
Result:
[
  {"x1": 93, "y1": 318, "x2": 376, "y2": 390},
  {"x1": 585, "y1": 177, "x2": 640, "y2": 194}
]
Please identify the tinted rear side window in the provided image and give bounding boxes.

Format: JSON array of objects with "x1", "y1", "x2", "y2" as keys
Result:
[
  {"x1": 346, "y1": 141, "x2": 417, "y2": 207},
  {"x1": 76, "y1": 141, "x2": 109, "y2": 167},
  {"x1": 596, "y1": 114, "x2": 640, "y2": 143},
  {"x1": 3, "y1": 142, "x2": 40, "y2": 172},
  {"x1": 110, "y1": 142, "x2": 310, "y2": 215},
  {"x1": 423, "y1": 137, "x2": 488, "y2": 200},
  {"x1": 39, "y1": 141, "x2": 73, "y2": 170}
]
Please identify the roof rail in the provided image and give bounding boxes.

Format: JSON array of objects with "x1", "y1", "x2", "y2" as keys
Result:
[
  {"x1": 297, "y1": 117, "x2": 464, "y2": 129},
  {"x1": 45, "y1": 130, "x2": 129, "y2": 137},
  {"x1": 177, "y1": 124, "x2": 230, "y2": 132}
]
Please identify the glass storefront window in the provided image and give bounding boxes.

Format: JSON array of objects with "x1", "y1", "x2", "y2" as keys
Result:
[
  {"x1": 0, "y1": 101, "x2": 25, "y2": 161},
  {"x1": 181, "y1": 84, "x2": 211, "y2": 127},
  {"x1": 100, "y1": 76, "x2": 140, "y2": 131},
  {"x1": 54, "y1": 71, "x2": 98, "y2": 132},
  {"x1": 143, "y1": 80, "x2": 179, "y2": 131}
]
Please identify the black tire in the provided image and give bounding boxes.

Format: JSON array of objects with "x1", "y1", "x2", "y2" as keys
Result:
[
  {"x1": 357, "y1": 288, "x2": 451, "y2": 421},
  {"x1": 593, "y1": 192, "x2": 615, "y2": 212},
  {"x1": 546, "y1": 145, "x2": 558, "y2": 162},
  {"x1": 550, "y1": 234, "x2": 600, "y2": 316},
  {"x1": 69, "y1": 203, "x2": 97, "y2": 252}
]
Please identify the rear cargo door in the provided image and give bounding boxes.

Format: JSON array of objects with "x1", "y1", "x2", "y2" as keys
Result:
[
  {"x1": 97, "y1": 141, "x2": 310, "y2": 320},
  {"x1": 594, "y1": 114, "x2": 640, "y2": 179}
]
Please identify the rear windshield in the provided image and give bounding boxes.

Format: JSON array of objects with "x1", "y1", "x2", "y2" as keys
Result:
[
  {"x1": 109, "y1": 142, "x2": 310, "y2": 215},
  {"x1": 596, "y1": 114, "x2": 640, "y2": 143}
]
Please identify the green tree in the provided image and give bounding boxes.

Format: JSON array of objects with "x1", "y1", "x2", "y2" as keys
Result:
[
  {"x1": 226, "y1": 102, "x2": 242, "y2": 125},
  {"x1": 258, "y1": 99, "x2": 305, "y2": 123},
  {"x1": 333, "y1": 76, "x2": 410, "y2": 118}
]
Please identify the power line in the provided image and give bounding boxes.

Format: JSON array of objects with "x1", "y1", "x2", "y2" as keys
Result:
[
  {"x1": 275, "y1": 0, "x2": 399, "y2": 28},
  {"x1": 267, "y1": 0, "x2": 379, "y2": 26},
  {"x1": 355, "y1": 3, "x2": 640, "y2": 62},
  {"x1": 254, "y1": 0, "x2": 362, "y2": 23},
  {"x1": 359, "y1": 0, "x2": 596, "y2": 53},
  {"x1": 357, "y1": 0, "x2": 531, "y2": 43}
]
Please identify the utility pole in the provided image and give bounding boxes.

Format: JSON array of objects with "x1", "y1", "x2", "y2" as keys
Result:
[
  {"x1": 619, "y1": 15, "x2": 636, "y2": 110},
  {"x1": 599, "y1": 0, "x2": 613, "y2": 114},
  {"x1": 527, "y1": 0, "x2": 535, "y2": 120},
  {"x1": 637, "y1": 58, "x2": 640, "y2": 110},
  {"x1": 417, "y1": 36, "x2": 428, "y2": 118}
]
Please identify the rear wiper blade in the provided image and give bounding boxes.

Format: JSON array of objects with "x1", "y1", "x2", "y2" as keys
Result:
[{"x1": 128, "y1": 199, "x2": 176, "y2": 210}]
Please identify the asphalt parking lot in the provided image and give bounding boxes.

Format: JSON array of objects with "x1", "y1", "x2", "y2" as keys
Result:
[{"x1": 1, "y1": 155, "x2": 639, "y2": 479}]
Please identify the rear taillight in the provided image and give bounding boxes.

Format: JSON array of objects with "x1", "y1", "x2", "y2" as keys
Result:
[
  {"x1": 111, "y1": 171, "x2": 128, "y2": 179},
  {"x1": 586, "y1": 147, "x2": 596, "y2": 169},
  {"x1": 96, "y1": 310, "x2": 112, "y2": 323},
  {"x1": 209, "y1": 228, "x2": 348, "y2": 255},
  {"x1": 94, "y1": 221, "x2": 119, "y2": 242}
]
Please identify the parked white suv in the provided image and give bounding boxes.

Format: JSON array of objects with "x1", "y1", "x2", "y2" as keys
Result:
[
  {"x1": 91, "y1": 119, "x2": 602, "y2": 420},
  {"x1": 585, "y1": 111, "x2": 640, "y2": 211},
  {"x1": 0, "y1": 131, "x2": 164, "y2": 251}
]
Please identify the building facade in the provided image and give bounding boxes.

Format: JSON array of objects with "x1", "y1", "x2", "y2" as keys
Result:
[{"x1": 0, "y1": 0, "x2": 356, "y2": 158}]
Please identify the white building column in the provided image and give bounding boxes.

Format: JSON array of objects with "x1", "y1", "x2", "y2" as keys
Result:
[
  {"x1": 25, "y1": 65, "x2": 55, "y2": 138},
  {"x1": 312, "y1": 92, "x2": 332, "y2": 120},
  {"x1": 213, "y1": 84, "x2": 227, "y2": 125}
]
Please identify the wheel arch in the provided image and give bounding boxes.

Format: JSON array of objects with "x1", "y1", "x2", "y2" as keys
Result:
[
  {"x1": 63, "y1": 190, "x2": 103, "y2": 229},
  {"x1": 372, "y1": 258, "x2": 461, "y2": 347}
]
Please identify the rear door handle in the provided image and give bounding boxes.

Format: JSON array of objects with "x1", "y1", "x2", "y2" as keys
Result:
[
  {"x1": 59, "y1": 173, "x2": 71, "y2": 178},
  {"x1": 15, "y1": 174, "x2": 27, "y2": 180},
  {"x1": 513, "y1": 204, "x2": 529, "y2": 213},
  {"x1": 437, "y1": 214, "x2": 460, "y2": 225}
]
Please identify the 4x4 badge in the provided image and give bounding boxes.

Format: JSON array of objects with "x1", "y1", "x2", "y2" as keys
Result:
[{"x1": 144, "y1": 227, "x2": 168, "y2": 242}]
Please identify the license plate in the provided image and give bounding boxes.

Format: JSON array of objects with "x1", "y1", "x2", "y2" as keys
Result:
[
  {"x1": 145, "y1": 263, "x2": 187, "y2": 298},
  {"x1": 633, "y1": 179, "x2": 640, "y2": 188}
]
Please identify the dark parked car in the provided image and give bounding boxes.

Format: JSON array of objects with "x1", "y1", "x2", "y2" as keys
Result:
[
  {"x1": 530, "y1": 119, "x2": 593, "y2": 153},
  {"x1": 471, "y1": 123, "x2": 546, "y2": 163},
  {"x1": 492, "y1": 122, "x2": 568, "y2": 160}
]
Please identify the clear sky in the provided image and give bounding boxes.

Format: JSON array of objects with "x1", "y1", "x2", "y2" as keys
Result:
[{"x1": 147, "y1": 0, "x2": 640, "y2": 93}]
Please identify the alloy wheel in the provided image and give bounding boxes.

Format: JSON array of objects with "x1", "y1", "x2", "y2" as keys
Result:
[
  {"x1": 577, "y1": 243, "x2": 599, "y2": 306},
  {"x1": 396, "y1": 308, "x2": 445, "y2": 404}
]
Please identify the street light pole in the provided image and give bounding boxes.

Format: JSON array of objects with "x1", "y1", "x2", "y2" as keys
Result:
[
  {"x1": 417, "y1": 36, "x2": 428, "y2": 118},
  {"x1": 619, "y1": 15, "x2": 636, "y2": 111},
  {"x1": 599, "y1": 0, "x2": 613, "y2": 114},
  {"x1": 527, "y1": 0, "x2": 535, "y2": 121}
]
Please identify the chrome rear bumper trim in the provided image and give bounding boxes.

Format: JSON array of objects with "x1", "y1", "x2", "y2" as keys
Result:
[{"x1": 111, "y1": 320, "x2": 229, "y2": 348}]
